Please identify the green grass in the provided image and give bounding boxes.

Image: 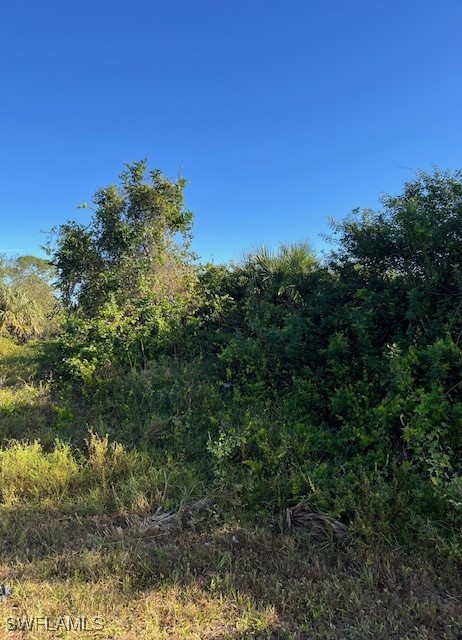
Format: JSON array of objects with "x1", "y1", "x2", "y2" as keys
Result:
[
  {"x1": 0, "y1": 337, "x2": 57, "y2": 444},
  {"x1": 0, "y1": 335, "x2": 42, "y2": 381},
  {"x1": 0, "y1": 336, "x2": 92, "y2": 446}
]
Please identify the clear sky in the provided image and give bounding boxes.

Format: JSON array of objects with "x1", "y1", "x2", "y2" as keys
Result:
[{"x1": 1, "y1": 0, "x2": 461, "y2": 263}]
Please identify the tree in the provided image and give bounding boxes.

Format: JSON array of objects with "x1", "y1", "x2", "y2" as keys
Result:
[
  {"x1": 238, "y1": 241, "x2": 318, "y2": 305},
  {"x1": 48, "y1": 160, "x2": 197, "y2": 369},
  {"x1": 49, "y1": 160, "x2": 194, "y2": 317},
  {"x1": 323, "y1": 169, "x2": 462, "y2": 480}
]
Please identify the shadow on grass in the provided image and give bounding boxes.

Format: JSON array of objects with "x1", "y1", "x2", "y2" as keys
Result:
[
  {"x1": 0, "y1": 338, "x2": 92, "y2": 446},
  {"x1": 1, "y1": 502, "x2": 461, "y2": 639}
]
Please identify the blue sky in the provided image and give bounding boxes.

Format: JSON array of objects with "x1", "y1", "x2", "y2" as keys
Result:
[{"x1": 1, "y1": 0, "x2": 461, "y2": 263}]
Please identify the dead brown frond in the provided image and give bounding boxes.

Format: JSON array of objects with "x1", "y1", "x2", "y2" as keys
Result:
[
  {"x1": 286, "y1": 502, "x2": 350, "y2": 541},
  {"x1": 137, "y1": 498, "x2": 213, "y2": 536}
]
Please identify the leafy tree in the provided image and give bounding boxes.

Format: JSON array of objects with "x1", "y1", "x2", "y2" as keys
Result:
[
  {"x1": 50, "y1": 160, "x2": 194, "y2": 316},
  {"x1": 329, "y1": 169, "x2": 462, "y2": 342},
  {"x1": 323, "y1": 170, "x2": 462, "y2": 478},
  {"x1": 49, "y1": 160, "x2": 196, "y2": 370}
]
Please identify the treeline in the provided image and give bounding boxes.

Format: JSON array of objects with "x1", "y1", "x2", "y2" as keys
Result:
[{"x1": 4, "y1": 162, "x2": 462, "y2": 538}]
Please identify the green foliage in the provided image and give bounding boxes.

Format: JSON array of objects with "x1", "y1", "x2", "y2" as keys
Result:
[
  {"x1": 49, "y1": 160, "x2": 194, "y2": 315},
  {"x1": 49, "y1": 161, "x2": 197, "y2": 373},
  {"x1": 376, "y1": 337, "x2": 462, "y2": 483},
  {"x1": 0, "y1": 254, "x2": 59, "y2": 341},
  {"x1": 196, "y1": 171, "x2": 462, "y2": 531},
  {"x1": 329, "y1": 169, "x2": 462, "y2": 343},
  {"x1": 24, "y1": 165, "x2": 462, "y2": 542}
]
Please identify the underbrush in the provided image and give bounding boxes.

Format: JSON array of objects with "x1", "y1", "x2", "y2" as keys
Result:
[
  {"x1": 0, "y1": 434, "x2": 461, "y2": 639},
  {"x1": 0, "y1": 432, "x2": 202, "y2": 515},
  {"x1": 69, "y1": 361, "x2": 460, "y2": 557},
  {"x1": 0, "y1": 339, "x2": 461, "y2": 638},
  {"x1": 2, "y1": 333, "x2": 461, "y2": 562}
]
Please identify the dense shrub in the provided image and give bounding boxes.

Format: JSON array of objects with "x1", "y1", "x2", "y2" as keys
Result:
[{"x1": 47, "y1": 166, "x2": 462, "y2": 537}]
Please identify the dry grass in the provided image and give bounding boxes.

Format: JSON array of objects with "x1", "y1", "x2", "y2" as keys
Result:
[{"x1": 0, "y1": 505, "x2": 461, "y2": 639}]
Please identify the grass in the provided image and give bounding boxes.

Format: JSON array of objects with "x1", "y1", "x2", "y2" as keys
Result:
[
  {"x1": 0, "y1": 336, "x2": 57, "y2": 445},
  {"x1": 0, "y1": 336, "x2": 461, "y2": 638},
  {"x1": 0, "y1": 500, "x2": 461, "y2": 639}
]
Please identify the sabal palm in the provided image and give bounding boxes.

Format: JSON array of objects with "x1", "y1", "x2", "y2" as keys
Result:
[
  {"x1": 240, "y1": 242, "x2": 318, "y2": 302},
  {"x1": 0, "y1": 283, "x2": 43, "y2": 340}
]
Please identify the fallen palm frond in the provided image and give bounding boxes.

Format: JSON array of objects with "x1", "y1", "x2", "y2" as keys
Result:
[
  {"x1": 137, "y1": 497, "x2": 213, "y2": 535},
  {"x1": 286, "y1": 502, "x2": 350, "y2": 541}
]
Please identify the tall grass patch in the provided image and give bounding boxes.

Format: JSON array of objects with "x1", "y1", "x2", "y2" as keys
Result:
[{"x1": 0, "y1": 440, "x2": 79, "y2": 503}]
